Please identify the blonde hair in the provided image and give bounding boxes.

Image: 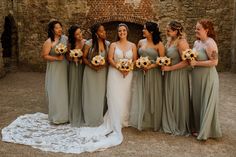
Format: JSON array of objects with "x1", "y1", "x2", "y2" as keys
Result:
[{"x1": 167, "y1": 20, "x2": 186, "y2": 46}]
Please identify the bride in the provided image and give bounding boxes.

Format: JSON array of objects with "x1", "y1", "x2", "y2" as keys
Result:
[
  {"x1": 1, "y1": 23, "x2": 137, "y2": 154},
  {"x1": 105, "y1": 23, "x2": 137, "y2": 135}
]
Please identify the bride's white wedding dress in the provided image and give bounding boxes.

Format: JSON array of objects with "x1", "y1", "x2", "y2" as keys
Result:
[{"x1": 1, "y1": 44, "x2": 133, "y2": 154}]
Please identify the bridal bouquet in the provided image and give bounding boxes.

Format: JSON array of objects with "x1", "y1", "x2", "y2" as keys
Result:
[
  {"x1": 91, "y1": 55, "x2": 105, "y2": 66},
  {"x1": 181, "y1": 49, "x2": 198, "y2": 61},
  {"x1": 136, "y1": 56, "x2": 151, "y2": 69},
  {"x1": 156, "y1": 56, "x2": 171, "y2": 75},
  {"x1": 55, "y1": 43, "x2": 67, "y2": 55},
  {"x1": 116, "y1": 58, "x2": 134, "y2": 72},
  {"x1": 69, "y1": 49, "x2": 83, "y2": 66}
]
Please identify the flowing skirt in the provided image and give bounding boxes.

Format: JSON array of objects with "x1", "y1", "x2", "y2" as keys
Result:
[{"x1": 1, "y1": 66, "x2": 133, "y2": 154}]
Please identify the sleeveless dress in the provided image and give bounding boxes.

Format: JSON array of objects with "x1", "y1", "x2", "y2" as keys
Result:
[
  {"x1": 129, "y1": 47, "x2": 163, "y2": 131},
  {"x1": 82, "y1": 39, "x2": 110, "y2": 126},
  {"x1": 162, "y1": 45, "x2": 190, "y2": 135},
  {"x1": 106, "y1": 43, "x2": 134, "y2": 130},
  {"x1": 45, "y1": 35, "x2": 69, "y2": 124},
  {"x1": 68, "y1": 42, "x2": 85, "y2": 127},
  {"x1": 1, "y1": 41, "x2": 134, "y2": 154},
  {"x1": 191, "y1": 39, "x2": 222, "y2": 140}
]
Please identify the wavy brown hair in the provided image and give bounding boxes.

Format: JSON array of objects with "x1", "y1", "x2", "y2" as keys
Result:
[
  {"x1": 198, "y1": 19, "x2": 216, "y2": 41},
  {"x1": 168, "y1": 20, "x2": 186, "y2": 39},
  {"x1": 116, "y1": 23, "x2": 129, "y2": 41}
]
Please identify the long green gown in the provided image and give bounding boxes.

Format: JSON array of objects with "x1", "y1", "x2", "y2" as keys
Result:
[
  {"x1": 191, "y1": 45, "x2": 222, "y2": 140},
  {"x1": 68, "y1": 56, "x2": 84, "y2": 127},
  {"x1": 129, "y1": 48, "x2": 163, "y2": 131},
  {"x1": 162, "y1": 45, "x2": 190, "y2": 135},
  {"x1": 45, "y1": 35, "x2": 69, "y2": 124},
  {"x1": 82, "y1": 39, "x2": 110, "y2": 127}
]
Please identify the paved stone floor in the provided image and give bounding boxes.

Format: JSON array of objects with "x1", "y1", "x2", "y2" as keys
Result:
[{"x1": 0, "y1": 71, "x2": 235, "y2": 157}]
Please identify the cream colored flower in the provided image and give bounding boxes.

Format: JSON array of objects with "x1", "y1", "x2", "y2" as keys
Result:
[
  {"x1": 182, "y1": 49, "x2": 198, "y2": 61},
  {"x1": 116, "y1": 59, "x2": 134, "y2": 72},
  {"x1": 141, "y1": 56, "x2": 151, "y2": 68},
  {"x1": 91, "y1": 55, "x2": 106, "y2": 66},
  {"x1": 136, "y1": 56, "x2": 151, "y2": 68},
  {"x1": 70, "y1": 49, "x2": 83, "y2": 58},
  {"x1": 135, "y1": 59, "x2": 142, "y2": 68},
  {"x1": 70, "y1": 49, "x2": 83, "y2": 65},
  {"x1": 156, "y1": 56, "x2": 171, "y2": 66},
  {"x1": 55, "y1": 43, "x2": 67, "y2": 55}
]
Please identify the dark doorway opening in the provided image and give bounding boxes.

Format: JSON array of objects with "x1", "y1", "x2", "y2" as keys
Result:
[{"x1": 1, "y1": 14, "x2": 19, "y2": 70}]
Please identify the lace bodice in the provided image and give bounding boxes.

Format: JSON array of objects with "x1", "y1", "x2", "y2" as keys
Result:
[{"x1": 114, "y1": 45, "x2": 133, "y2": 62}]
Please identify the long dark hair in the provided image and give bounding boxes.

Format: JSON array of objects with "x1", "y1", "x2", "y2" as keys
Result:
[
  {"x1": 47, "y1": 20, "x2": 62, "y2": 42},
  {"x1": 68, "y1": 24, "x2": 80, "y2": 50},
  {"x1": 198, "y1": 19, "x2": 216, "y2": 41},
  {"x1": 116, "y1": 23, "x2": 129, "y2": 41},
  {"x1": 145, "y1": 22, "x2": 162, "y2": 44},
  {"x1": 90, "y1": 23, "x2": 106, "y2": 59}
]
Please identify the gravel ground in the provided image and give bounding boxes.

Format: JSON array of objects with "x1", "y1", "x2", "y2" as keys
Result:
[{"x1": 0, "y1": 71, "x2": 235, "y2": 157}]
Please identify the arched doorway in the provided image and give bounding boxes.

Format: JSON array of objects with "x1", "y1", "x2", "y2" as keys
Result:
[{"x1": 1, "y1": 14, "x2": 19, "y2": 71}]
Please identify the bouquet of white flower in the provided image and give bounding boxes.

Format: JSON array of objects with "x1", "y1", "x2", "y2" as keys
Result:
[
  {"x1": 55, "y1": 43, "x2": 67, "y2": 55},
  {"x1": 136, "y1": 56, "x2": 151, "y2": 69},
  {"x1": 91, "y1": 55, "x2": 105, "y2": 66},
  {"x1": 181, "y1": 49, "x2": 198, "y2": 61},
  {"x1": 116, "y1": 58, "x2": 134, "y2": 72},
  {"x1": 69, "y1": 49, "x2": 83, "y2": 66},
  {"x1": 156, "y1": 56, "x2": 171, "y2": 75}
]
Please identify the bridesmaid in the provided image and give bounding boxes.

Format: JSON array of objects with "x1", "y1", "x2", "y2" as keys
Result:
[
  {"x1": 161, "y1": 21, "x2": 190, "y2": 135},
  {"x1": 190, "y1": 19, "x2": 222, "y2": 140},
  {"x1": 41, "y1": 19, "x2": 69, "y2": 124},
  {"x1": 82, "y1": 23, "x2": 110, "y2": 126},
  {"x1": 129, "y1": 22, "x2": 165, "y2": 131},
  {"x1": 67, "y1": 24, "x2": 86, "y2": 127}
]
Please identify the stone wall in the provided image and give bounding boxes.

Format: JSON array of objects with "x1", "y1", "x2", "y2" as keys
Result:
[
  {"x1": 0, "y1": 1, "x2": 5, "y2": 77},
  {"x1": 0, "y1": 0, "x2": 235, "y2": 72},
  {"x1": 154, "y1": 0, "x2": 235, "y2": 71},
  {"x1": 231, "y1": 0, "x2": 236, "y2": 72}
]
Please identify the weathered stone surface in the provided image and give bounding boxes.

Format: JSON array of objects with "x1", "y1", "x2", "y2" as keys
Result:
[
  {"x1": 231, "y1": 0, "x2": 236, "y2": 73},
  {"x1": 0, "y1": 0, "x2": 235, "y2": 73}
]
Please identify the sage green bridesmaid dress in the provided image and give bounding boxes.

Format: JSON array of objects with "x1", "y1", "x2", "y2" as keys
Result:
[
  {"x1": 129, "y1": 48, "x2": 163, "y2": 131},
  {"x1": 82, "y1": 39, "x2": 110, "y2": 127},
  {"x1": 191, "y1": 46, "x2": 222, "y2": 140},
  {"x1": 162, "y1": 45, "x2": 190, "y2": 135},
  {"x1": 45, "y1": 35, "x2": 69, "y2": 124},
  {"x1": 68, "y1": 56, "x2": 85, "y2": 127}
]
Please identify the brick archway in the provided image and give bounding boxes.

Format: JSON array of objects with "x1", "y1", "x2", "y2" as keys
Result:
[
  {"x1": 84, "y1": 15, "x2": 157, "y2": 28},
  {"x1": 82, "y1": 15, "x2": 158, "y2": 43},
  {"x1": 94, "y1": 15, "x2": 149, "y2": 25}
]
